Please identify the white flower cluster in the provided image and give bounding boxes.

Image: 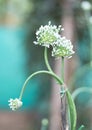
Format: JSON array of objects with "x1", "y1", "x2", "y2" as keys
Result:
[
  {"x1": 34, "y1": 21, "x2": 63, "y2": 47},
  {"x1": 52, "y1": 37, "x2": 74, "y2": 58},
  {"x1": 34, "y1": 21, "x2": 74, "y2": 58},
  {"x1": 8, "y1": 98, "x2": 23, "y2": 111}
]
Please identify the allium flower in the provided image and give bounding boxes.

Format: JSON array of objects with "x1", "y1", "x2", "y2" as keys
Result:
[
  {"x1": 8, "y1": 98, "x2": 23, "y2": 111},
  {"x1": 34, "y1": 21, "x2": 74, "y2": 58},
  {"x1": 52, "y1": 37, "x2": 74, "y2": 58},
  {"x1": 34, "y1": 21, "x2": 64, "y2": 47}
]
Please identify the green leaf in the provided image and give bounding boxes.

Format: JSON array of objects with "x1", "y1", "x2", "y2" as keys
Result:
[
  {"x1": 78, "y1": 125, "x2": 84, "y2": 130},
  {"x1": 66, "y1": 90, "x2": 77, "y2": 130}
]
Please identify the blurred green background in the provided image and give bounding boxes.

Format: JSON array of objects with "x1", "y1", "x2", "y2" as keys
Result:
[{"x1": 0, "y1": 0, "x2": 61, "y2": 110}]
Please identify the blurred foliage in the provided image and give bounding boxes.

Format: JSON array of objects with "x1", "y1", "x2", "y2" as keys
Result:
[
  {"x1": 72, "y1": 0, "x2": 92, "y2": 102},
  {"x1": 0, "y1": 0, "x2": 32, "y2": 20},
  {"x1": 23, "y1": 0, "x2": 62, "y2": 113},
  {"x1": 73, "y1": 0, "x2": 91, "y2": 65},
  {"x1": 0, "y1": 0, "x2": 62, "y2": 112},
  {"x1": 0, "y1": 0, "x2": 7, "y2": 16},
  {"x1": 71, "y1": 1, "x2": 92, "y2": 129}
]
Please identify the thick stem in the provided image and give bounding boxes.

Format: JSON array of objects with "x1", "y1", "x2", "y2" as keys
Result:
[
  {"x1": 61, "y1": 57, "x2": 64, "y2": 81},
  {"x1": 72, "y1": 87, "x2": 92, "y2": 100},
  {"x1": 44, "y1": 47, "x2": 53, "y2": 72},
  {"x1": 60, "y1": 57, "x2": 67, "y2": 130},
  {"x1": 66, "y1": 90, "x2": 77, "y2": 130},
  {"x1": 19, "y1": 70, "x2": 64, "y2": 100}
]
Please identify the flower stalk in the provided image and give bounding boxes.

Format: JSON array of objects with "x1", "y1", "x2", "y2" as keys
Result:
[
  {"x1": 61, "y1": 57, "x2": 64, "y2": 81},
  {"x1": 19, "y1": 70, "x2": 64, "y2": 100},
  {"x1": 44, "y1": 47, "x2": 53, "y2": 72}
]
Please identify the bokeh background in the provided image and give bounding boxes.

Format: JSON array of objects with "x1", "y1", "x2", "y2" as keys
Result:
[{"x1": 0, "y1": 0, "x2": 92, "y2": 130}]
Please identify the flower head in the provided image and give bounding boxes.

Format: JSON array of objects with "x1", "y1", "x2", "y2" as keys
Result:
[
  {"x1": 52, "y1": 37, "x2": 74, "y2": 58},
  {"x1": 34, "y1": 21, "x2": 64, "y2": 47},
  {"x1": 34, "y1": 21, "x2": 74, "y2": 58},
  {"x1": 8, "y1": 98, "x2": 23, "y2": 111}
]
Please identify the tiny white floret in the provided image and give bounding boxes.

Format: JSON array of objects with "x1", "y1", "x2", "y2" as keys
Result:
[{"x1": 8, "y1": 98, "x2": 23, "y2": 111}]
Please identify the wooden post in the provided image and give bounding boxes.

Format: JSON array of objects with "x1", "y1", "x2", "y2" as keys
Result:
[{"x1": 49, "y1": 0, "x2": 76, "y2": 130}]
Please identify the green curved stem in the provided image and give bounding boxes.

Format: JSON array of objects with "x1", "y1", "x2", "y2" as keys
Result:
[
  {"x1": 72, "y1": 87, "x2": 92, "y2": 100},
  {"x1": 66, "y1": 90, "x2": 77, "y2": 130},
  {"x1": 78, "y1": 125, "x2": 84, "y2": 130},
  {"x1": 19, "y1": 70, "x2": 64, "y2": 100},
  {"x1": 44, "y1": 47, "x2": 53, "y2": 72}
]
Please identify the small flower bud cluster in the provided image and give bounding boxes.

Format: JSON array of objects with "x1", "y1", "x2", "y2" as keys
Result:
[
  {"x1": 52, "y1": 37, "x2": 74, "y2": 58},
  {"x1": 8, "y1": 98, "x2": 23, "y2": 111},
  {"x1": 34, "y1": 21, "x2": 74, "y2": 58}
]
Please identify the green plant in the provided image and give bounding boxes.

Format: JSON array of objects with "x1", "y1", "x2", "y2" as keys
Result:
[{"x1": 8, "y1": 21, "x2": 81, "y2": 130}]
